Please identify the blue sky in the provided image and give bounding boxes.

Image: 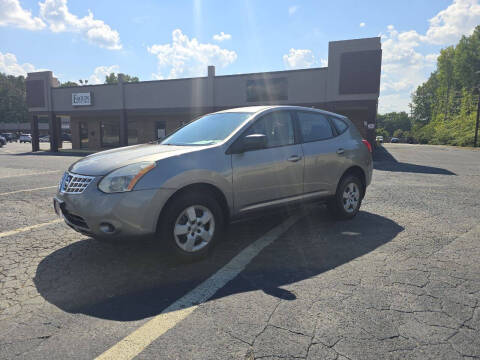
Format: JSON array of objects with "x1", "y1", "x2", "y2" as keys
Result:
[{"x1": 1, "y1": 0, "x2": 479, "y2": 113}]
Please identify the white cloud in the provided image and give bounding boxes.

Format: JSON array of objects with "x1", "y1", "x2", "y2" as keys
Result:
[
  {"x1": 37, "y1": 0, "x2": 122, "y2": 50},
  {"x1": 426, "y1": 0, "x2": 480, "y2": 44},
  {"x1": 283, "y1": 48, "x2": 327, "y2": 69},
  {"x1": 148, "y1": 29, "x2": 237, "y2": 79},
  {"x1": 379, "y1": 25, "x2": 437, "y2": 111},
  {"x1": 88, "y1": 65, "x2": 119, "y2": 84},
  {"x1": 288, "y1": 5, "x2": 298, "y2": 15},
  {"x1": 213, "y1": 31, "x2": 231, "y2": 42},
  {"x1": 0, "y1": 0, "x2": 45, "y2": 30},
  {"x1": 283, "y1": 48, "x2": 315, "y2": 69},
  {"x1": 379, "y1": 0, "x2": 480, "y2": 113},
  {"x1": 0, "y1": 51, "x2": 39, "y2": 76},
  {"x1": 378, "y1": 93, "x2": 412, "y2": 114},
  {"x1": 359, "y1": 22, "x2": 366, "y2": 27}
]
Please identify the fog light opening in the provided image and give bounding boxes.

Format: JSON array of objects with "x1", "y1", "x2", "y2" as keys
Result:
[{"x1": 99, "y1": 223, "x2": 116, "y2": 234}]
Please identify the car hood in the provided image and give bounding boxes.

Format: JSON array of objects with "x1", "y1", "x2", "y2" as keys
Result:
[{"x1": 68, "y1": 143, "x2": 200, "y2": 176}]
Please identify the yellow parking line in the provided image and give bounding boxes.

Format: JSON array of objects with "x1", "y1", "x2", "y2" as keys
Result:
[
  {"x1": 0, "y1": 219, "x2": 63, "y2": 238},
  {"x1": 0, "y1": 170, "x2": 61, "y2": 179},
  {"x1": 95, "y1": 215, "x2": 301, "y2": 360},
  {"x1": 0, "y1": 186, "x2": 57, "y2": 196}
]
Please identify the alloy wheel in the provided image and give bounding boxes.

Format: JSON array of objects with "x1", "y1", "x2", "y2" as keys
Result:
[
  {"x1": 173, "y1": 205, "x2": 215, "y2": 253},
  {"x1": 342, "y1": 182, "x2": 360, "y2": 213}
]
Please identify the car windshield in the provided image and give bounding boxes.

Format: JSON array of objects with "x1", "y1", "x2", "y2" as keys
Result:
[{"x1": 160, "y1": 112, "x2": 251, "y2": 146}]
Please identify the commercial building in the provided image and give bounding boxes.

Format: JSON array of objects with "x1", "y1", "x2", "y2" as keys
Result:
[{"x1": 26, "y1": 37, "x2": 381, "y2": 152}]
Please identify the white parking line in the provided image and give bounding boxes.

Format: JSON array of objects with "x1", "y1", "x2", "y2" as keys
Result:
[
  {"x1": 0, "y1": 186, "x2": 57, "y2": 196},
  {"x1": 95, "y1": 214, "x2": 301, "y2": 360},
  {"x1": 0, "y1": 219, "x2": 63, "y2": 238},
  {"x1": 0, "y1": 170, "x2": 61, "y2": 179}
]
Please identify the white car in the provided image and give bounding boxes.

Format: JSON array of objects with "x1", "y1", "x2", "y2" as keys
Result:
[
  {"x1": 376, "y1": 135, "x2": 384, "y2": 143},
  {"x1": 19, "y1": 134, "x2": 32, "y2": 143}
]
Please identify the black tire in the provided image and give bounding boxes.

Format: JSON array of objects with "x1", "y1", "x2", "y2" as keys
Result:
[
  {"x1": 159, "y1": 191, "x2": 224, "y2": 261},
  {"x1": 327, "y1": 175, "x2": 363, "y2": 220}
]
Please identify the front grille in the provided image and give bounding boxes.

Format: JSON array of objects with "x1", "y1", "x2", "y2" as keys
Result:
[{"x1": 60, "y1": 172, "x2": 95, "y2": 194}]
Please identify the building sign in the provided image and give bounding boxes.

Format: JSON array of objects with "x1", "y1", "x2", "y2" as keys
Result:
[
  {"x1": 367, "y1": 123, "x2": 375, "y2": 129},
  {"x1": 72, "y1": 92, "x2": 92, "y2": 106}
]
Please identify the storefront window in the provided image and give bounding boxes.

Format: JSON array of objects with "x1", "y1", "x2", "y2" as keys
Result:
[
  {"x1": 128, "y1": 120, "x2": 138, "y2": 145},
  {"x1": 100, "y1": 119, "x2": 120, "y2": 148}
]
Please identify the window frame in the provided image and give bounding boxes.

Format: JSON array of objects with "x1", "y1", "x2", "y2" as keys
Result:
[
  {"x1": 294, "y1": 110, "x2": 338, "y2": 144},
  {"x1": 228, "y1": 110, "x2": 300, "y2": 153}
]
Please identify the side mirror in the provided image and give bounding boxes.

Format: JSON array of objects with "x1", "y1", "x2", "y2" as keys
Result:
[{"x1": 242, "y1": 133, "x2": 267, "y2": 152}]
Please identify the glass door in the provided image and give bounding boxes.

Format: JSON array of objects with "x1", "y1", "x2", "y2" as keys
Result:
[{"x1": 79, "y1": 121, "x2": 88, "y2": 149}]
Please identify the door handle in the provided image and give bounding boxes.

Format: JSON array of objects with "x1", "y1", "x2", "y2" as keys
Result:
[
  {"x1": 336, "y1": 148, "x2": 345, "y2": 155},
  {"x1": 287, "y1": 155, "x2": 302, "y2": 162}
]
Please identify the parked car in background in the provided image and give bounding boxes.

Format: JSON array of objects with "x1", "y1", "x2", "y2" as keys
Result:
[
  {"x1": 19, "y1": 134, "x2": 32, "y2": 143},
  {"x1": 390, "y1": 137, "x2": 399, "y2": 143},
  {"x1": 0, "y1": 135, "x2": 6, "y2": 147},
  {"x1": 1, "y1": 133, "x2": 16, "y2": 142},
  {"x1": 376, "y1": 135, "x2": 384, "y2": 143},
  {"x1": 54, "y1": 106, "x2": 373, "y2": 260},
  {"x1": 40, "y1": 135, "x2": 50, "y2": 142},
  {"x1": 61, "y1": 133, "x2": 72, "y2": 142}
]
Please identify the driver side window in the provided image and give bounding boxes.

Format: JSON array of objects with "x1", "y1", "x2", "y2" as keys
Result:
[{"x1": 245, "y1": 111, "x2": 295, "y2": 148}]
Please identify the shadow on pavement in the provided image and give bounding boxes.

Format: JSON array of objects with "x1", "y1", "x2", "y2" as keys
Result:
[
  {"x1": 373, "y1": 146, "x2": 455, "y2": 175},
  {"x1": 34, "y1": 207, "x2": 402, "y2": 321}
]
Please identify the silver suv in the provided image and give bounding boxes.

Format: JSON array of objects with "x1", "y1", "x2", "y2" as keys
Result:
[{"x1": 54, "y1": 106, "x2": 372, "y2": 260}]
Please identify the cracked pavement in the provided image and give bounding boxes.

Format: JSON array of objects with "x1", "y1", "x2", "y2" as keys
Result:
[{"x1": 0, "y1": 142, "x2": 479, "y2": 359}]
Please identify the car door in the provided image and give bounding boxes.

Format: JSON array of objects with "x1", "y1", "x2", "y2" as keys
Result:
[
  {"x1": 231, "y1": 110, "x2": 304, "y2": 212},
  {"x1": 296, "y1": 111, "x2": 346, "y2": 195}
]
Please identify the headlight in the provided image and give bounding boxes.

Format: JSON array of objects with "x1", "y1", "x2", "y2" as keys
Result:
[{"x1": 98, "y1": 162, "x2": 156, "y2": 193}]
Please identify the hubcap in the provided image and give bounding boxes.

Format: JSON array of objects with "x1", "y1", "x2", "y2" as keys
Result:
[
  {"x1": 342, "y1": 182, "x2": 360, "y2": 213},
  {"x1": 173, "y1": 205, "x2": 215, "y2": 253}
]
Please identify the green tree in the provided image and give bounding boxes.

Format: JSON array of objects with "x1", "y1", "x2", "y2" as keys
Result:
[
  {"x1": 377, "y1": 112, "x2": 411, "y2": 136},
  {"x1": 0, "y1": 73, "x2": 28, "y2": 123},
  {"x1": 376, "y1": 127, "x2": 389, "y2": 139},
  {"x1": 60, "y1": 81, "x2": 79, "y2": 87},
  {"x1": 393, "y1": 129, "x2": 404, "y2": 139},
  {"x1": 104, "y1": 73, "x2": 139, "y2": 84},
  {"x1": 408, "y1": 25, "x2": 480, "y2": 146}
]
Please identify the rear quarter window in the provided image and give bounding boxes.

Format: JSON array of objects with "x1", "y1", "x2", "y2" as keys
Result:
[{"x1": 330, "y1": 117, "x2": 349, "y2": 134}]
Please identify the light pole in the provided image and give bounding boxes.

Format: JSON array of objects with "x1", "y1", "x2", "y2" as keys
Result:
[
  {"x1": 475, "y1": 71, "x2": 480, "y2": 148},
  {"x1": 475, "y1": 89, "x2": 479, "y2": 147}
]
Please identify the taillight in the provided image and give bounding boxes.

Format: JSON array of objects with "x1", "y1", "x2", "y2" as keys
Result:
[{"x1": 362, "y1": 139, "x2": 372, "y2": 153}]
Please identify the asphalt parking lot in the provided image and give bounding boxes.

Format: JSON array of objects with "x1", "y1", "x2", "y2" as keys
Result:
[{"x1": 0, "y1": 142, "x2": 479, "y2": 359}]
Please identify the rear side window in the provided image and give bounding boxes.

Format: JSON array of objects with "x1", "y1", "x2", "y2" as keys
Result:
[
  {"x1": 297, "y1": 111, "x2": 334, "y2": 142},
  {"x1": 331, "y1": 117, "x2": 349, "y2": 134}
]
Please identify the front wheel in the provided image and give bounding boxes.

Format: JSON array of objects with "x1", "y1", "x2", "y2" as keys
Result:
[
  {"x1": 159, "y1": 192, "x2": 224, "y2": 261},
  {"x1": 327, "y1": 175, "x2": 363, "y2": 220}
]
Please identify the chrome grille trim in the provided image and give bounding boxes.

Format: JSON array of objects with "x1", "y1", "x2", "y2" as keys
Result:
[{"x1": 60, "y1": 172, "x2": 95, "y2": 194}]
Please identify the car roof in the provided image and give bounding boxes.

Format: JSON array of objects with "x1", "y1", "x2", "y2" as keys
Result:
[{"x1": 214, "y1": 105, "x2": 347, "y2": 118}]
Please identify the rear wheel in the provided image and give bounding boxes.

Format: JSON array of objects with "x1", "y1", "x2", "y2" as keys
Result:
[
  {"x1": 159, "y1": 192, "x2": 224, "y2": 261},
  {"x1": 327, "y1": 175, "x2": 363, "y2": 220}
]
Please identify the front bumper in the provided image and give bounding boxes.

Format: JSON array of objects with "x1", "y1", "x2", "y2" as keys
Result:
[{"x1": 54, "y1": 178, "x2": 175, "y2": 238}]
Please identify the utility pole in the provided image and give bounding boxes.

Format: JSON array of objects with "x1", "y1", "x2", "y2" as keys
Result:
[
  {"x1": 475, "y1": 71, "x2": 480, "y2": 148},
  {"x1": 475, "y1": 89, "x2": 479, "y2": 147}
]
